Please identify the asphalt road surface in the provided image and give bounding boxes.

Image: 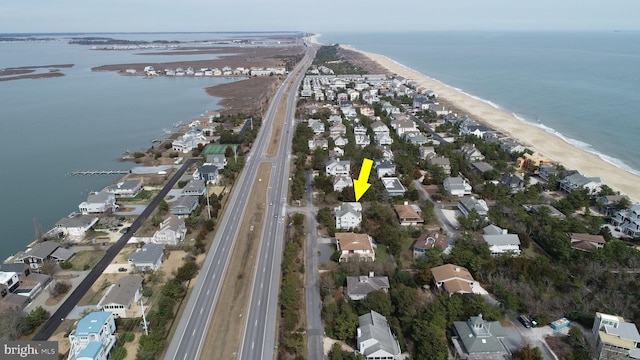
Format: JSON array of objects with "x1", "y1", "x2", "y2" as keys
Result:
[
  {"x1": 238, "y1": 47, "x2": 315, "y2": 360},
  {"x1": 165, "y1": 44, "x2": 314, "y2": 360},
  {"x1": 33, "y1": 158, "x2": 198, "y2": 341}
]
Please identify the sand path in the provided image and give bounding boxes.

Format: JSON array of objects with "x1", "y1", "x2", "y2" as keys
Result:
[{"x1": 342, "y1": 45, "x2": 640, "y2": 202}]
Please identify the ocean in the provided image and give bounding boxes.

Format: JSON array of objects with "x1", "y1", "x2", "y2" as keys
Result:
[
  {"x1": 319, "y1": 31, "x2": 640, "y2": 175},
  {"x1": 1, "y1": 31, "x2": 639, "y2": 260}
]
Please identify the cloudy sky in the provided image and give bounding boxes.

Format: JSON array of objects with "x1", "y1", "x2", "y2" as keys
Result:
[{"x1": 1, "y1": 0, "x2": 639, "y2": 33}]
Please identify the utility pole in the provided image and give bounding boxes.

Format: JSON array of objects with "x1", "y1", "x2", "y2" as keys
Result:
[
  {"x1": 140, "y1": 298, "x2": 149, "y2": 336},
  {"x1": 206, "y1": 185, "x2": 212, "y2": 220}
]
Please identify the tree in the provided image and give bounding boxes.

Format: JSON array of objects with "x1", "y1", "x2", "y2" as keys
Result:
[
  {"x1": 516, "y1": 344, "x2": 544, "y2": 360},
  {"x1": 357, "y1": 290, "x2": 394, "y2": 317},
  {"x1": 39, "y1": 259, "x2": 58, "y2": 275},
  {"x1": 0, "y1": 309, "x2": 25, "y2": 340},
  {"x1": 225, "y1": 145, "x2": 235, "y2": 158}
]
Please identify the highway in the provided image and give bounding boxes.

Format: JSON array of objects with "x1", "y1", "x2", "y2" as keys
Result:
[
  {"x1": 164, "y1": 43, "x2": 314, "y2": 360},
  {"x1": 238, "y1": 46, "x2": 315, "y2": 359}
]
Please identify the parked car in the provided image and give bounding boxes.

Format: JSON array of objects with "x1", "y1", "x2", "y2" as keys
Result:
[{"x1": 518, "y1": 315, "x2": 532, "y2": 328}]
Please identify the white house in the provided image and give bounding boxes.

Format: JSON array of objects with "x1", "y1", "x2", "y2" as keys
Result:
[
  {"x1": 374, "y1": 133, "x2": 393, "y2": 146},
  {"x1": 79, "y1": 191, "x2": 116, "y2": 214},
  {"x1": 336, "y1": 232, "x2": 375, "y2": 262},
  {"x1": 172, "y1": 128, "x2": 206, "y2": 153},
  {"x1": 560, "y1": 173, "x2": 602, "y2": 195},
  {"x1": 357, "y1": 310, "x2": 401, "y2": 360},
  {"x1": 55, "y1": 214, "x2": 99, "y2": 239},
  {"x1": 371, "y1": 120, "x2": 389, "y2": 136},
  {"x1": 333, "y1": 175, "x2": 353, "y2": 192},
  {"x1": 97, "y1": 275, "x2": 143, "y2": 318},
  {"x1": 443, "y1": 177, "x2": 472, "y2": 197},
  {"x1": 482, "y1": 225, "x2": 521, "y2": 256},
  {"x1": 611, "y1": 204, "x2": 640, "y2": 238},
  {"x1": 68, "y1": 312, "x2": 116, "y2": 360},
  {"x1": 458, "y1": 197, "x2": 489, "y2": 218},
  {"x1": 326, "y1": 159, "x2": 351, "y2": 176},
  {"x1": 355, "y1": 134, "x2": 371, "y2": 148},
  {"x1": 153, "y1": 215, "x2": 187, "y2": 246},
  {"x1": 375, "y1": 160, "x2": 396, "y2": 178},
  {"x1": 104, "y1": 179, "x2": 143, "y2": 198},
  {"x1": 335, "y1": 202, "x2": 362, "y2": 230}
]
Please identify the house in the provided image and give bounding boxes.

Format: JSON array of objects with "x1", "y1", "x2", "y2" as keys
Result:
[
  {"x1": 374, "y1": 133, "x2": 393, "y2": 146},
  {"x1": 592, "y1": 312, "x2": 640, "y2": 360},
  {"x1": 357, "y1": 310, "x2": 402, "y2": 360},
  {"x1": 0, "y1": 271, "x2": 20, "y2": 298},
  {"x1": 469, "y1": 161, "x2": 494, "y2": 176},
  {"x1": 560, "y1": 173, "x2": 602, "y2": 195},
  {"x1": 182, "y1": 179, "x2": 206, "y2": 197},
  {"x1": 523, "y1": 204, "x2": 567, "y2": 220},
  {"x1": 346, "y1": 273, "x2": 390, "y2": 300},
  {"x1": 335, "y1": 203, "x2": 362, "y2": 230},
  {"x1": 611, "y1": 204, "x2": 640, "y2": 238},
  {"x1": 329, "y1": 123, "x2": 347, "y2": 137},
  {"x1": 538, "y1": 164, "x2": 559, "y2": 181},
  {"x1": 68, "y1": 312, "x2": 116, "y2": 360},
  {"x1": 460, "y1": 144, "x2": 484, "y2": 162},
  {"x1": 391, "y1": 118, "x2": 417, "y2": 137},
  {"x1": 153, "y1": 215, "x2": 187, "y2": 246},
  {"x1": 355, "y1": 134, "x2": 371, "y2": 148},
  {"x1": 353, "y1": 123, "x2": 368, "y2": 136},
  {"x1": 55, "y1": 214, "x2": 99, "y2": 239},
  {"x1": 335, "y1": 233, "x2": 375, "y2": 262},
  {"x1": 393, "y1": 203, "x2": 424, "y2": 226},
  {"x1": 482, "y1": 225, "x2": 521, "y2": 256},
  {"x1": 128, "y1": 243, "x2": 164, "y2": 271},
  {"x1": 381, "y1": 177, "x2": 406, "y2": 197},
  {"x1": 569, "y1": 233, "x2": 606, "y2": 251},
  {"x1": 79, "y1": 190, "x2": 116, "y2": 214},
  {"x1": 104, "y1": 179, "x2": 143, "y2": 198},
  {"x1": 460, "y1": 122, "x2": 492, "y2": 139},
  {"x1": 500, "y1": 138, "x2": 526, "y2": 154},
  {"x1": 500, "y1": 173, "x2": 525, "y2": 193},
  {"x1": 431, "y1": 264, "x2": 476, "y2": 296},
  {"x1": 172, "y1": 128, "x2": 206, "y2": 153},
  {"x1": 597, "y1": 195, "x2": 630, "y2": 217},
  {"x1": 406, "y1": 133, "x2": 430, "y2": 146},
  {"x1": 0, "y1": 263, "x2": 50, "y2": 301},
  {"x1": 170, "y1": 196, "x2": 199, "y2": 216},
  {"x1": 333, "y1": 135, "x2": 349, "y2": 147},
  {"x1": 308, "y1": 137, "x2": 329, "y2": 151},
  {"x1": 413, "y1": 232, "x2": 448, "y2": 259},
  {"x1": 205, "y1": 154, "x2": 227, "y2": 169},
  {"x1": 419, "y1": 146, "x2": 436, "y2": 160},
  {"x1": 97, "y1": 275, "x2": 143, "y2": 318},
  {"x1": 451, "y1": 314, "x2": 510, "y2": 360},
  {"x1": 195, "y1": 164, "x2": 219, "y2": 184},
  {"x1": 443, "y1": 177, "x2": 472, "y2": 197},
  {"x1": 326, "y1": 159, "x2": 351, "y2": 176},
  {"x1": 371, "y1": 120, "x2": 389, "y2": 135},
  {"x1": 333, "y1": 175, "x2": 353, "y2": 193},
  {"x1": 375, "y1": 160, "x2": 396, "y2": 178},
  {"x1": 458, "y1": 197, "x2": 489, "y2": 218},
  {"x1": 379, "y1": 146, "x2": 394, "y2": 161},
  {"x1": 308, "y1": 119, "x2": 325, "y2": 134},
  {"x1": 15, "y1": 241, "x2": 74, "y2": 270},
  {"x1": 428, "y1": 156, "x2": 451, "y2": 175}
]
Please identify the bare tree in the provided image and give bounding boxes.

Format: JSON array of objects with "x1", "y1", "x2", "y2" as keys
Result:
[
  {"x1": 49, "y1": 280, "x2": 71, "y2": 298},
  {"x1": 39, "y1": 259, "x2": 59, "y2": 276},
  {"x1": 0, "y1": 309, "x2": 25, "y2": 340}
]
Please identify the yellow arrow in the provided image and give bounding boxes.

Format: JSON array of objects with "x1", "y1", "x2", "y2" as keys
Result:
[{"x1": 353, "y1": 158, "x2": 373, "y2": 201}]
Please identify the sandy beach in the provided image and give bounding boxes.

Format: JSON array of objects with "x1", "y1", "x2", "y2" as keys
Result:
[{"x1": 342, "y1": 45, "x2": 640, "y2": 202}]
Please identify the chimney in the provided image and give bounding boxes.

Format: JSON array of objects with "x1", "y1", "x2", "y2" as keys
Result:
[
  {"x1": 455, "y1": 267, "x2": 460, "y2": 272},
  {"x1": 369, "y1": 271, "x2": 374, "y2": 278},
  {"x1": 404, "y1": 201, "x2": 408, "y2": 206}
]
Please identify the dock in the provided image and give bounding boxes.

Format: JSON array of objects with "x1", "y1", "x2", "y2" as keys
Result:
[{"x1": 71, "y1": 170, "x2": 130, "y2": 176}]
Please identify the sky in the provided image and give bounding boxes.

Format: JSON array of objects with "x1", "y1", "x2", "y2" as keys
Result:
[{"x1": 1, "y1": 0, "x2": 639, "y2": 33}]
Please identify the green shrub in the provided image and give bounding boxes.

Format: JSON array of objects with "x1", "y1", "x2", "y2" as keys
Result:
[{"x1": 59, "y1": 261, "x2": 72, "y2": 269}]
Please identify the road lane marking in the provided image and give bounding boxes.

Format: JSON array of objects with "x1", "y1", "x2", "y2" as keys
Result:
[{"x1": 200, "y1": 308, "x2": 204, "y2": 314}]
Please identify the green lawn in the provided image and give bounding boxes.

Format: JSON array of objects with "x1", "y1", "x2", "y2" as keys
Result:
[{"x1": 70, "y1": 250, "x2": 106, "y2": 271}]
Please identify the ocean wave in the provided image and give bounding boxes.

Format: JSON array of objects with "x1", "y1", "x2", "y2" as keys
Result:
[
  {"x1": 511, "y1": 113, "x2": 640, "y2": 176},
  {"x1": 347, "y1": 45, "x2": 640, "y2": 177}
]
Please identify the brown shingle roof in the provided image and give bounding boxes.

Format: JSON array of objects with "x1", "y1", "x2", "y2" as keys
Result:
[
  {"x1": 431, "y1": 264, "x2": 474, "y2": 283},
  {"x1": 393, "y1": 205, "x2": 423, "y2": 223},
  {"x1": 444, "y1": 279, "x2": 473, "y2": 294},
  {"x1": 568, "y1": 233, "x2": 606, "y2": 244},
  {"x1": 415, "y1": 232, "x2": 448, "y2": 251},
  {"x1": 336, "y1": 233, "x2": 373, "y2": 252}
]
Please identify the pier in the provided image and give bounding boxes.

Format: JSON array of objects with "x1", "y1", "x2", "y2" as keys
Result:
[{"x1": 71, "y1": 170, "x2": 130, "y2": 176}]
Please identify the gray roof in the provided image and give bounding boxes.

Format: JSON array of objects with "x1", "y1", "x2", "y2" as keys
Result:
[
  {"x1": 87, "y1": 190, "x2": 113, "y2": 204},
  {"x1": 55, "y1": 214, "x2": 99, "y2": 228},
  {"x1": 459, "y1": 197, "x2": 487, "y2": 213},
  {"x1": 470, "y1": 161, "x2": 494, "y2": 173},
  {"x1": 483, "y1": 225, "x2": 504, "y2": 235},
  {"x1": 25, "y1": 241, "x2": 61, "y2": 260},
  {"x1": 358, "y1": 310, "x2": 401, "y2": 357},
  {"x1": 381, "y1": 177, "x2": 406, "y2": 193},
  {"x1": 104, "y1": 180, "x2": 142, "y2": 193},
  {"x1": 336, "y1": 203, "x2": 360, "y2": 219},
  {"x1": 183, "y1": 179, "x2": 206, "y2": 194},
  {"x1": 453, "y1": 315, "x2": 507, "y2": 355},
  {"x1": 128, "y1": 244, "x2": 164, "y2": 264},
  {"x1": 346, "y1": 276, "x2": 390, "y2": 298},
  {"x1": 0, "y1": 263, "x2": 27, "y2": 273},
  {"x1": 50, "y1": 247, "x2": 74, "y2": 261},
  {"x1": 444, "y1": 177, "x2": 466, "y2": 190},
  {"x1": 198, "y1": 164, "x2": 219, "y2": 175},
  {"x1": 603, "y1": 321, "x2": 640, "y2": 343},
  {"x1": 99, "y1": 275, "x2": 143, "y2": 307},
  {"x1": 562, "y1": 173, "x2": 601, "y2": 187},
  {"x1": 482, "y1": 234, "x2": 521, "y2": 246},
  {"x1": 171, "y1": 195, "x2": 199, "y2": 211}
]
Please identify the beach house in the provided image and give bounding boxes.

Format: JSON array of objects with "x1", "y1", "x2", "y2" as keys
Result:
[
  {"x1": 335, "y1": 232, "x2": 375, "y2": 262},
  {"x1": 153, "y1": 215, "x2": 187, "y2": 246},
  {"x1": 482, "y1": 225, "x2": 521, "y2": 256},
  {"x1": 393, "y1": 203, "x2": 424, "y2": 226},
  {"x1": 104, "y1": 179, "x2": 143, "y2": 198},
  {"x1": 79, "y1": 190, "x2": 116, "y2": 214},
  {"x1": 68, "y1": 311, "x2": 116, "y2": 360},
  {"x1": 97, "y1": 275, "x2": 143, "y2": 318},
  {"x1": 443, "y1": 177, "x2": 472, "y2": 197},
  {"x1": 451, "y1": 314, "x2": 510, "y2": 360},
  {"x1": 592, "y1": 312, "x2": 640, "y2": 360},
  {"x1": 431, "y1": 264, "x2": 477, "y2": 296},
  {"x1": 55, "y1": 214, "x2": 99, "y2": 239},
  {"x1": 335, "y1": 202, "x2": 362, "y2": 230},
  {"x1": 326, "y1": 159, "x2": 351, "y2": 176},
  {"x1": 413, "y1": 232, "x2": 448, "y2": 259},
  {"x1": 346, "y1": 273, "x2": 390, "y2": 301},
  {"x1": 356, "y1": 310, "x2": 402, "y2": 360},
  {"x1": 611, "y1": 204, "x2": 640, "y2": 238},
  {"x1": 458, "y1": 197, "x2": 489, "y2": 218},
  {"x1": 128, "y1": 243, "x2": 164, "y2": 271},
  {"x1": 560, "y1": 172, "x2": 602, "y2": 195}
]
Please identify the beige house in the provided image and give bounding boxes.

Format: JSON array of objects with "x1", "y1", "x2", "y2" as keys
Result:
[
  {"x1": 568, "y1": 233, "x2": 606, "y2": 251},
  {"x1": 393, "y1": 203, "x2": 424, "y2": 226},
  {"x1": 335, "y1": 233, "x2": 375, "y2": 262},
  {"x1": 431, "y1": 264, "x2": 476, "y2": 296}
]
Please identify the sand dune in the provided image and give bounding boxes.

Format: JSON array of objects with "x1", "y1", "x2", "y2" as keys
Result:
[{"x1": 342, "y1": 45, "x2": 640, "y2": 203}]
